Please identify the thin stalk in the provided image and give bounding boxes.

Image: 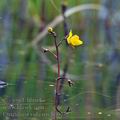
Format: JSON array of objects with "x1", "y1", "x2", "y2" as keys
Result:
[
  {"x1": 53, "y1": 35, "x2": 61, "y2": 120},
  {"x1": 55, "y1": 37, "x2": 60, "y2": 77},
  {"x1": 49, "y1": 50, "x2": 57, "y2": 59},
  {"x1": 57, "y1": 38, "x2": 65, "y2": 47}
]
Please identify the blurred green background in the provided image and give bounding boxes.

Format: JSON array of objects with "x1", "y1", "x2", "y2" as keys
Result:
[{"x1": 0, "y1": 0, "x2": 120, "y2": 120}]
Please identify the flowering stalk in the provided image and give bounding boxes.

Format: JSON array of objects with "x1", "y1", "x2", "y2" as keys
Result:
[
  {"x1": 44, "y1": 27, "x2": 83, "y2": 120},
  {"x1": 47, "y1": 27, "x2": 62, "y2": 119}
]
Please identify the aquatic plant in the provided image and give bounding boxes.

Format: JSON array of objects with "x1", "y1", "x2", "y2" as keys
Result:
[{"x1": 42, "y1": 27, "x2": 83, "y2": 119}]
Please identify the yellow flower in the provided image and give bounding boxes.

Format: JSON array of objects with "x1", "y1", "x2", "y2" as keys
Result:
[
  {"x1": 67, "y1": 30, "x2": 83, "y2": 47},
  {"x1": 48, "y1": 27, "x2": 53, "y2": 33}
]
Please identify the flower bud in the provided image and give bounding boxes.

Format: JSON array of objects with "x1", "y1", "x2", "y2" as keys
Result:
[
  {"x1": 42, "y1": 48, "x2": 49, "y2": 53},
  {"x1": 48, "y1": 27, "x2": 53, "y2": 33},
  {"x1": 68, "y1": 79, "x2": 73, "y2": 87}
]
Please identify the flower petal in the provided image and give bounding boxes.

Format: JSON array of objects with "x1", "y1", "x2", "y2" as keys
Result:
[
  {"x1": 70, "y1": 35, "x2": 83, "y2": 46},
  {"x1": 67, "y1": 30, "x2": 73, "y2": 44}
]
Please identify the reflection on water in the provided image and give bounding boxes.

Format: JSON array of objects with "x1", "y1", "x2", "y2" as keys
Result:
[
  {"x1": 0, "y1": 80, "x2": 119, "y2": 119},
  {"x1": 0, "y1": 80, "x2": 7, "y2": 89},
  {"x1": 0, "y1": 80, "x2": 7, "y2": 96}
]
